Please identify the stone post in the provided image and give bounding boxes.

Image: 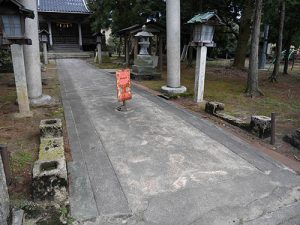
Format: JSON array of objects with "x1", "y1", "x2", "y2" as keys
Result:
[
  {"x1": 97, "y1": 43, "x2": 102, "y2": 64},
  {"x1": 19, "y1": 0, "x2": 51, "y2": 106},
  {"x1": 258, "y1": 24, "x2": 269, "y2": 69},
  {"x1": 10, "y1": 44, "x2": 33, "y2": 118},
  {"x1": 43, "y1": 42, "x2": 48, "y2": 65},
  {"x1": 162, "y1": 0, "x2": 186, "y2": 94},
  {"x1": 78, "y1": 23, "x2": 83, "y2": 50},
  {"x1": 47, "y1": 21, "x2": 53, "y2": 49},
  {"x1": 194, "y1": 46, "x2": 207, "y2": 102}
]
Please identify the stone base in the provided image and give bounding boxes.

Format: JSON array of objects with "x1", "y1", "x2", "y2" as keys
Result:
[
  {"x1": 161, "y1": 85, "x2": 187, "y2": 94},
  {"x1": 32, "y1": 159, "x2": 68, "y2": 202},
  {"x1": 283, "y1": 129, "x2": 300, "y2": 149},
  {"x1": 250, "y1": 115, "x2": 271, "y2": 139},
  {"x1": 13, "y1": 111, "x2": 33, "y2": 118},
  {"x1": 131, "y1": 71, "x2": 161, "y2": 80},
  {"x1": 30, "y1": 95, "x2": 52, "y2": 107},
  {"x1": 40, "y1": 118, "x2": 63, "y2": 139},
  {"x1": 205, "y1": 101, "x2": 225, "y2": 115}
]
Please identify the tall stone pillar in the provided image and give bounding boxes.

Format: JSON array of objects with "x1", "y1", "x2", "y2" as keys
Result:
[
  {"x1": 78, "y1": 23, "x2": 83, "y2": 50},
  {"x1": 11, "y1": 44, "x2": 33, "y2": 117},
  {"x1": 20, "y1": 0, "x2": 51, "y2": 106},
  {"x1": 47, "y1": 21, "x2": 53, "y2": 49},
  {"x1": 162, "y1": 0, "x2": 186, "y2": 94}
]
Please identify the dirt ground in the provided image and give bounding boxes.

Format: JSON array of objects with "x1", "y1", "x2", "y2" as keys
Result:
[
  {"x1": 0, "y1": 61, "x2": 70, "y2": 201},
  {"x1": 138, "y1": 60, "x2": 300, "y2": 165}
]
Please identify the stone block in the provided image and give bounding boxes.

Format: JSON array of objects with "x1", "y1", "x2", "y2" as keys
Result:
[
  {"x1": 283, "y1": 129, "x2": 300, "y2": 149},
  {"x1": 39, "y1": 137, "x2": 65, "y2": 161},
  {"x1": 250, "y1": 115, "x2": 271, "y2": 139},
  {"x1": 32, "y1": 159, "x2": 68, "y2": 202},
  {"x1": 40, "y1": 119, "x2": 63, "y2": 139},
  {"x1": 12, "y1": 209, "x2": 24, "y2": 225},
  {"x1": 216, "y1": 112, "x2": 249, "y2": 129},
  {"x1": 205, "y1": 101, "x2": 225, "y2": 115}
]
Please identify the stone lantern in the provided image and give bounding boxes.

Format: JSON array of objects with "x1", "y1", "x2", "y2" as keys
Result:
[
  {"x1": 187, "y1": 11, "x2": 223, "y2": 102},
  {"x1": 93, "y1": 31, "x2": 104, "y2": 64},
  {"x1": 39, "y1": 29, "x2": 49, "y2": 64},
  {"x1": 131, "y1": 25, "x2": 160, "y2": 80},
  {"x1": 0, "y1": 0, "x2": 34, "y2": 118}
]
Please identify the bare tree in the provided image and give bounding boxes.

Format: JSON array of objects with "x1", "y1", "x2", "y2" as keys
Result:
[
  {"x1": 245, "y1": 0, "x2": 264, "y2": 97},
  {"x1": 269, "y1": 0, "x2": 286, "y2": 82}
]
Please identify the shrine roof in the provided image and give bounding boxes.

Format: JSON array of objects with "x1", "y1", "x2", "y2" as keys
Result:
[{"x1": 38, "y1": 0, "x2": 90, "y2": 14}]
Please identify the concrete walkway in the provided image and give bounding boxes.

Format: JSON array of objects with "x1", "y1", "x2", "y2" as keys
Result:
[{"x1": 57, "y1": 59, "x2": 300, "y2": 225}]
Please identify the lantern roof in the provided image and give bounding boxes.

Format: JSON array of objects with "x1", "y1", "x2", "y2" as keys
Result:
[
  {"x1": 187, "y1": 11, "x2": 223, "y2": 25},
  {"x1": 39, "y1": 29, "x2": 49, "y2": 35},
  {"x1": 0, "y1": 0, "x2": 34, "y2": 19},
  {"x1": 134, "y1": 25, "x2": 154, "y2": 38}
]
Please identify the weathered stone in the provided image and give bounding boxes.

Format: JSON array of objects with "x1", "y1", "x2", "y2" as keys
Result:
[
  {"x1": 0, "y1": 159, "x2": 9, "y2": 225},
  {"x1": 250, "y1": 115, "x2": 271, "y2": 139},
  {"x1": 40, "y1": 119, "x2": 63, "y2": 139},
  {"x1": 205, "y1": 101, "x2": 225, "y2": 115},
  {"x1": 283, "y1": 128, "x2": 300, "y2": 149},
  {"x1": 12, "y1": 209, "x2": 24, "y2": 225},
  {"x1": 39, "y1": 137, "x2": 65, "y2": 161},
  {"x1": 131, "y1": 55, "x2": 161, "y2": 80},
  {"x1": 216, "y1": 112, "x2": 249, "y2": 129},
  {"x1": 32, "y1": 159, "x2": 68, "y2": 202}
]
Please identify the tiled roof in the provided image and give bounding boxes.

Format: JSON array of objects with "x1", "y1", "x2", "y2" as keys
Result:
[{"x1": 37, "y1": 0, "x2": 90, "y2": 14}]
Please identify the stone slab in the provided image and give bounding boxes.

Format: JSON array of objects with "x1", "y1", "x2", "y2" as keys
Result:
[{"x1": 39, "y1": 137, "x2": 65, "y2": 161}]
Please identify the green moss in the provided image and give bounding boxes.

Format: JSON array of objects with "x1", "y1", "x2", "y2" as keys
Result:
[{"x1": 39, "y1": 138, "x2": 64, "y2": 161}]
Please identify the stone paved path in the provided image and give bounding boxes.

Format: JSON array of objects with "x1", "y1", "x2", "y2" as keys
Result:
[{"x1": 57, "y1": 59, "x2": 300, "y2": 225}]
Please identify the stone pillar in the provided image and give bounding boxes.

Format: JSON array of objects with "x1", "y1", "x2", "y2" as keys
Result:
[
  {"x1": 194, "y1": 46, "x2": 207, "y2": 103},
  {"x1": 97, "y1": 43, "x2": 102, "y2": 64},
  {"x1": 43, "y1": 43, "x2": 48, "y2": 65},
  {"x1": 78, "y1": 23, "x2": 83, "y2": 50},
  {"x1": 162, "y1": 0, "x2": 186, "y2": 94},
  {"x1": 47, "y1": 21, "x2": 53, "y2": 49},
  {"x1": 258, "y1": 24, "x2": 269, "y2": 69},
  {"x1": 19, "y1": 0, "x2": 51, "y2": 106},
  {"x1": 11, "y1": 44, "x2": 33, "y2": 117}
]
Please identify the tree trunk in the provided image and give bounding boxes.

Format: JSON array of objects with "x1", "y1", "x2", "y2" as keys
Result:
[
  {"x1": 233, "y1": 0, "x2": 253, "y2": 69},
  {"x1": 283, "y1": 36, "x2": 291, "y2": 74},
  {"x1": 269, "y1": 0, "x2": 285, "y2": 82},
  {"x1": 245, "y1": 0, "x2": 263, "y2": 97}
]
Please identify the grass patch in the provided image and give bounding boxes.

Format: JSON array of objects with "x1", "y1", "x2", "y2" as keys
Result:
[
  {"x1": 11, "y1": 150, "x2": 33, "y2": 172},
  {"x1": 50, "y1": 107, "x2": 64, "y2": 117}
]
